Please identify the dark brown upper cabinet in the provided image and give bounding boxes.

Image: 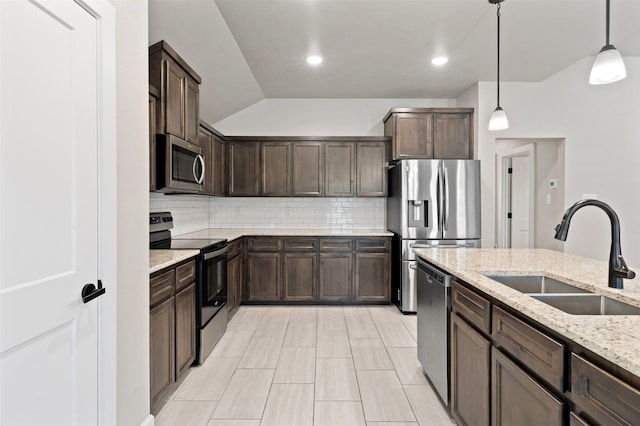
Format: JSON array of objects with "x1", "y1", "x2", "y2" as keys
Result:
[
  {"x1": 260, "y1": 142, "x2": 291, "y2": 196},
  {"x1": 149, "y1": 85, "x2": 160, "y2": 191},
  {"x1": 324, "y1": 142, "x2": 355, "y2": 197},
  {"x1": 199, "y1": 121, "x2": 226, "y2": 196},
  {"x1": 228, "y1": 141, "x2": 260, "y2": 196},
  {"x1": 149, "y1": 41, "x2": 201, "y2": 145},
  {"x1": 356, "y1": 142, "x2": 387, "y2": 197},
  {"x1": 384, "y1": 108, "x2": 474, "y2": 160},
  {"x1": 292, "y1": 142, "x2": 324, "y2": 197}
]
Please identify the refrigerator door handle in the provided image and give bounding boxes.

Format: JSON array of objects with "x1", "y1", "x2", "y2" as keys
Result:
[
  {"x1": 436, "y1": 167, "x2": 442, "y2": 230},
  {"x1": 443, "y1": 167, "x2": 449, "y2": 231}
]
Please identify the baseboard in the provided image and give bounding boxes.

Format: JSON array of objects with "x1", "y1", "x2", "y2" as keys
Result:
[{"x1": 140, "y1": 414, "x2": 154, "y2": 426}]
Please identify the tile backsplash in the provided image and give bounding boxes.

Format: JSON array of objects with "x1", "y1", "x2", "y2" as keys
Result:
[{"x1": 150, "y1": 193, "x2": 386, "y2": 235}]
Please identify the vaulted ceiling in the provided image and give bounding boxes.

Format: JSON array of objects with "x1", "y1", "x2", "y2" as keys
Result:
[{"x1": 149, "y1": 0, "x2": 640, "y2": 124}]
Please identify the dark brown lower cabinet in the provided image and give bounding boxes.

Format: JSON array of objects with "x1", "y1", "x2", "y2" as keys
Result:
[
  {"x1": 318, "y1": 253, "x2": 352, "y2": 301},
  {"x1": 174, "y1": 283, "x2": 196, "y2": 379},
  {"x1": 246, "y1": 252, "x2": 281, "y2": 301},
  {"x1": 450, "y1": 312, "x2": 490, "y2": 426},
  {"x1": 283, "y1": 253, "x2": 316, "y2": 301},
  {"x1": 354, "y1": 252, "x2": 389, "y2": 302},
  {"x1": 150, "y1": 297, "x2": 174, "y2": 411},
  {"x1": 571, "y1": 353, "x2": 640, "y2": 426},
  {"x1": 149, "y1": 259, "x2": 196, "y2": 415},
  {"x1": 492, "y1": 347, "x2": 564, "y2": 426}
]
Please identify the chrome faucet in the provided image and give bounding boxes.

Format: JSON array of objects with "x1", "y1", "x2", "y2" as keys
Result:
[{"x1": 554, "y1": 199, "x2": 635, "y2": 289}]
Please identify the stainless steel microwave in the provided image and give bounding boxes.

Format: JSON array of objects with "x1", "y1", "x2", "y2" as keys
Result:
[{"x1": 156, "y1": 134, "x2": 205, "y2": 193}]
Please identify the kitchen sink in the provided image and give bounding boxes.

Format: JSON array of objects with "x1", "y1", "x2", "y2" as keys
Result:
[
  {"x1": 485, "y1": 275, "x2": 591, "y2": 294},
  {"x1": 531, "y1": 294, "x2": 640, "y2": 315}
]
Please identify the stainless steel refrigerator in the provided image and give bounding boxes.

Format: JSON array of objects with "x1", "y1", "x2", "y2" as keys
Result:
[{"x1": 387, "y1": 159, "x2": 481, "y2": 313}]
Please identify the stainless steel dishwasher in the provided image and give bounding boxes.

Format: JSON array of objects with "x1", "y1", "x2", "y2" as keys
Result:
[{"x1": 416, "y1": 258, "x2": 452, "y2": 406}]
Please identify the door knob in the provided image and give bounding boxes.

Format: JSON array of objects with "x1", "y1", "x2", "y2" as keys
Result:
[{"x1": 81, "y1": 280, "x2": 106, "y2": 303}]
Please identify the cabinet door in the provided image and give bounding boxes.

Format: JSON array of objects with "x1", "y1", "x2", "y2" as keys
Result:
[
  {"x1": 318, "y1": 254, "x2": 352, "y2": 301},
  {"x1": 175, "y1": 283, "x2": 196, "y2": 380},
  {"x1": 492, "y1": 347, "x2": 564, "y2": 426},
  {"x1": 211, "y1": 134, "x2": 227, "y2": 196},
  {"x1": 433, "y1": 113, "x2": 471, "y2": 159},
  {"x1": 292, "y1": 142, "x2": 323, "y2": 196},
  {"x1": 283, "y1": 253, "x2": 316, "y2": 301},
  {"x1": 227, "y1": 254, "x2": 242, "y2": 317},
  {"x1": 261, "y1": 142, "x2": 291, "y2": 196},
  {"x1": 185, "y1": 78, "x2": 199, "y2": 144},
  {"x1": 393, "y1": 113, "x2": 433, "y2": 159},
  {"x1": 354, "y1": 253, "x2": 389, "y2": 302},
  {"x1": 571, "y1": 353, "x2": 640, "y2": 426},
  {"x1": 198, "y1": 126, "x2": 214, "y2": 195},
  {"x1": 356, "y1": 142, "x2": 387, "y2": 197},
  {"x1": 163, "y1": 60, "x2": 186, "y2": 139},
  {"x1": 450, "y1": 313, "x2": 490, "y2": 426},
  {"x1": 324, "y1": 142, "x2": 354, "y2": 197},
  {"x1": 247, "y1": 252, "x2": 281, "y2": 301},
  {"x1": 150, "y1": 297, "x2": 175, "y2": 409},
  {"x1": 149, "y1": 92, "x2": 158, "y2": 191},
  {"x1": 228, "y1": 142, "x2": 259, "y2": 196}
]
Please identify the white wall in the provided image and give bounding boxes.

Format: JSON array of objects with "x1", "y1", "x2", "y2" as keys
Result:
[
  {"x1": 467, "y1": 57, "x2": 640, "y2": 266},
  {"x1": 213, "y1": 98, "x2": 456, "y2": 136},
  {"x1": 113, "y1": 1, "x2": 150, "y2": 425}
]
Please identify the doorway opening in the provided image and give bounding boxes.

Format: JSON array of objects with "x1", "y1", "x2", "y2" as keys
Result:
[{"x1": 495, "y1": 138, "x2": 566, "y2": 250}]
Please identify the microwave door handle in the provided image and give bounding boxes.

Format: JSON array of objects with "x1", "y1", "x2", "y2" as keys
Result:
[{"x1": 193, "y1": 154, "x2": 205, "y2": 185}]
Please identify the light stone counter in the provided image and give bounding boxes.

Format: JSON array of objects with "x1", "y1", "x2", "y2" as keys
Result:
[
  {"x1": 178, "y1": 228, "x2": 393, "y2": 241},
  {"x1": 413, "y1": 248, "x2": 640, "y2": 378},
  {"x1": 149, "y1": 249, "x2": 199, "y2": 274}
]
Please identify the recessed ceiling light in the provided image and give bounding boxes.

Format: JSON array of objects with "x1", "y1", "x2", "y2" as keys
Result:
[
  {"x1": 431, "y1": 56, "x2": 449, "y2": 66},
  {"x1": 306, "y1": 55, "x2": 323, "y2": 65}
]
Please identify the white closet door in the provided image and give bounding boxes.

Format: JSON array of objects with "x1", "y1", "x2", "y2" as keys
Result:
[{"x1": 0, "y1": 0, "x2": 102, "y2": 424}]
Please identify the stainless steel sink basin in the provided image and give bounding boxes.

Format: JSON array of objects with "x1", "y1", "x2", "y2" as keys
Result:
[
  {"x1": 485, "y1": 275, "x2": 591, "y2": 294},
  {"x1": 531, "y1": 294, "x2": 640, "y2": 315}
]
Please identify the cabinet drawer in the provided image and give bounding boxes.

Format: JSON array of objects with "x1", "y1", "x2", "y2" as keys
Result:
[
  {"x1": 150, "y1": 269, "x2": 175, "y2": 307},
  {"x1": 355, "y1": 237, "x2": 389, "y2": 252},
  {"x1": 228, "y1": 238, "x2": 243, "y2": 258},
  {"x1": 284, "y1": 237, "x2": 317, "y2": 252},
  {"x1": 319, "y1": 238, "x2": 353, "y2": 252},
  {"x1": 492, "y1": 306, "x2": 565, "y2": 392},
  {"x1": 452, "y1": 281, "x2": 491, "y2": 334},
  {"x1": 175, "y1": 260, "x2": 196, "y2": 291},
  {"x1": 247, "y1": 237, "x2": 282, "y2": 252},
  {"x1": 571, "y1": 353, "x2": 640, "y2": 426}
]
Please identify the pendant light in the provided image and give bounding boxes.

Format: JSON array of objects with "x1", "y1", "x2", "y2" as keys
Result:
[
  {"x1": 589, "y1": 0, "x2": 626, "y2": 85},
  {"x1": 488, "y1": 0, "x2": 508, "y2": 131}
]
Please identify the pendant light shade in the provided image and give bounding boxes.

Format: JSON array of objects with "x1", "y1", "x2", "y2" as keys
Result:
[
  {"x1": 488, "y1": 0, "x2": 508, "y2": 131},
  {"x1": 489, "y1": 106, "x2": 509, "y2": 131},
  {"x1": 589, "y1": 0, "x2": 626, "y2": 85}
]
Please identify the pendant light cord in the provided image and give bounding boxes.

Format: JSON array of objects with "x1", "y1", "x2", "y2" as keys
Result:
[
  {"x1": 605, "y1": 0, "x2": 610, "y2": 45},
  {"x1": 496, "y1": 3, "x2": 501, "y2": 108}
]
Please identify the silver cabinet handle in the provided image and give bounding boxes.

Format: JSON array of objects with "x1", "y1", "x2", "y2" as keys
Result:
[{"x1": 193, "y1": 154, "x2": 205, "y2": 184}]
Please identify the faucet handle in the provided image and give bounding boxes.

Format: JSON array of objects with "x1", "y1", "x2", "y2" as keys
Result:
[{"x1": 616, "y1": 255, "x2": 636, "y2": 280}]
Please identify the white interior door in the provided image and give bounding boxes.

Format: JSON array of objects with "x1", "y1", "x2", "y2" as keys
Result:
[
  {"x1": 510, "y1": 156, "x2": 531, "y2": 248},
  {"x1": 0, "y1": 1, "x2": 101, "y2": 424}
]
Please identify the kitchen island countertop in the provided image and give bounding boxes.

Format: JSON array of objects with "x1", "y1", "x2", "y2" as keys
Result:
[{"x1": 413, "y1": 248, "x2": 640, "y2": 378}]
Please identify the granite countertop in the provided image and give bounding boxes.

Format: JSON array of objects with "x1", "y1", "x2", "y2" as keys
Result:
[
  {"x1": 413, "y1": 248, "x2": 640, "y2": 378},
  {"x1": 178, "y1": 228, "x2": 393, "y2": 241},
  {"x1": 149, "y1": 249, "x2": 199, "y2": 274}
]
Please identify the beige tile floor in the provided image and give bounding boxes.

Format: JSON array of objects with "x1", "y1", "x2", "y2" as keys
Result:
[{"x1": 155, "y1": 305, "x2": 455, "y2": 426}]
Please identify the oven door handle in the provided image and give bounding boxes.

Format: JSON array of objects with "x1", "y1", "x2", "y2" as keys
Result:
[{"x1": 204, "y1": 247, "x2": 228, "y2": 260}]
